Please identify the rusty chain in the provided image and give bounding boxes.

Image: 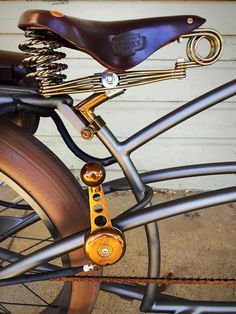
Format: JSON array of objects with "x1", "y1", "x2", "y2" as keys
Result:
[{"x1": 51, "y1": 274, "x2": 236, "y2": 286}]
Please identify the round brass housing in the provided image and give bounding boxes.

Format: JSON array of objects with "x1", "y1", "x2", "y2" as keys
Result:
[
  {"x1": 80, "y1": 162, "x2": 106, "y2": 187},
  {"x1": 84, "y1": 228, "x2": 126, "y2": 266}
]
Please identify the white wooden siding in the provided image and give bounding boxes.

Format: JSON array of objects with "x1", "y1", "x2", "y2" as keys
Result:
[{"x1": 0, "y1": 1, "x2": 235, "y2": 189}]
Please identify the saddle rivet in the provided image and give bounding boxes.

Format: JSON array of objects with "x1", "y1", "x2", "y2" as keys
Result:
[{"x1": 187, "y1": 17, "x2": 194, "y2": 24}]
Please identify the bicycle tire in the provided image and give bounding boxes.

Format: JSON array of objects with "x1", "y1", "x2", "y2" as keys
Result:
[{"x1": 0, "y1": 119, "x2": 100, "y2": 313}]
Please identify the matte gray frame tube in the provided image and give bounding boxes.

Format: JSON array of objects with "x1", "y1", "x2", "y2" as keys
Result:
[
  {"x1": 1, "y1": 186, "x2": 236, "y2": 279},
  {"x1": 115, "y1": 186, "x2": 236, "y2": 231},
  {"x1": 141, "y1": 162, "x2": 236, "y2": 184},
  {"x1": 146, "y1": 297, "x2": 236, "y2": 314},
  {"x1": 101, "y1": 283, "x2": 236, "y2": 314},
  {"x1": 0, "y1": 231, "x2": 85, "y2": 279},
  {"x1": 97, "y1": 126, "x2": 161, "y2": 308},
  {"x1": 122, "y1": 79, "x2": 236, "y2": 154},
  {"x1": 103, "y1": 162, "x2": 236, "y2": 193},
  {"x1": 149, "y1": 299, "x2": 236, "y2": 314}
]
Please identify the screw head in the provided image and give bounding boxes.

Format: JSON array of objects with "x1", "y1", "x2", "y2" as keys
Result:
[
  {"x1": 97, "y1": 244, "x2": 113, "y2": 258},
  {"x1": 187, "y1": 17, "x2": 194, "y2": 24},
  {"x1": 101, "y1": 71, "x2": 119, "y2": 88},
  {"x1": 102, "y1": 248, "x2": 109, "y2": 254},
  {"x1": 107, "y1": 75, "x2": 114, "y2": 83}
]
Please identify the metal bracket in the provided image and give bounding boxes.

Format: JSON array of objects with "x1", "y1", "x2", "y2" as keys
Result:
[{"x1": 74, "y1": 90, "x2": 124, "y2": 139}]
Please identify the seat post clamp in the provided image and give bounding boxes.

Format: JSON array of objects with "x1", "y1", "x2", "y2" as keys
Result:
[{"x1": 75, "y1": 92, "x2": 112, "y2": 140}]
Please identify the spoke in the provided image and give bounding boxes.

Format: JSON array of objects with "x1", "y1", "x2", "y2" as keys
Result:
[
  {"x1": 0, "y1": 200, "x2": 31, "y2": 212},
  {"x1": 0, "y1": 182, "x2": 65, "y2": 311},
  {"x1": 10, "y1": 235, "x2": 54, "y2": 243},
  {"x1": 0, "y1": 236, "x2": 53, "y2": 271},
  {"x1": 17, "y1": 236, "x2": 52, "y2": 256},
  {"x1": 0, "y1": 304, "x2": 10, "y2": 314},
  {"x1": 0, "y1": 212, "x2": 40, "y2": 242},
  {"x1": 0, "y1": 301, "x2": 58, "y2": 308},
  {"x1": 22, "y1": 283, "x2": 50, "y2": 305},
  {"x1": 0, "y1": 247, "x2": 60, "y2": 272},
  {"x1": 0, "y1": 196, "x2": 27, "y2": 214}
]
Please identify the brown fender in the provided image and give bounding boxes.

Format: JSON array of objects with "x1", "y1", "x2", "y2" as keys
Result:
[{"x1": 0, "y1": 119, "x2": 101, "y2": 313}]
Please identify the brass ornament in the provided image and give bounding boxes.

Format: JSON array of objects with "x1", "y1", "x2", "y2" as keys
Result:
[
  {"x1": 80, "y1": 162, "x2": 105, "y2": 187},
  {"x1": 18, "y1": 29, "x2": 68, "y2": 87},
  {"x1": 80, "y1": 162, "x2": 126, "y2": 266},
  {"x1": 84, "y1": 228, "x2": 126, "y2": 266}
]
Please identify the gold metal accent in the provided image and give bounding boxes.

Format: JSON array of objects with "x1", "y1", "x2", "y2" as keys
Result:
[
  {"x1": 179, "y1": 28, "x2": 223, "y2": 67},
  {"x1": 84, "y1": 228, "x2": 126, "y2": 266},
  {"x1": 81, "y1": 127, "x2": 94, "y2": 140},
  {"x1": 38, "y1": 28, "x2": 223, "y2": 97},
  {"x1": 75, "y1": 92, "x2": 109, "y2": 123},
  {"x1": 40, "y1": 67, "x2": 186, "y2": 96},
  {"x1": 75, "y1": 93, "x2": 108, "y2": 132},
  {"x1": 80, "y1": 162, "x2": 126, "y2": 265},
  {"x1": 19, "y1": 29, "x2": 68, "y2": 86},
  {"x1": 89, "y1": 116, "x2": 106, "y2": 132},
  {"x1": 80, "y1": 162, "x2": 106, "y2": 187}
]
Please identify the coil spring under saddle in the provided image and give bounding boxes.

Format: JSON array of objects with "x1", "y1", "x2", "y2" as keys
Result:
[{"x1": 19, "y1": 29, "x2": 68, "y2": 87}]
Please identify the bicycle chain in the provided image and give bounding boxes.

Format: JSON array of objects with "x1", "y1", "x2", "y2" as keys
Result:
[{"x1": 51, "y1": 274, "x2": 236, "y2": 285}]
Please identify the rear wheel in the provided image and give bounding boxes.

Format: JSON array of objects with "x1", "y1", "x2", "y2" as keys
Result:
[{"x1": 0, "y1": 119, "x2": 100, "y2": 313}]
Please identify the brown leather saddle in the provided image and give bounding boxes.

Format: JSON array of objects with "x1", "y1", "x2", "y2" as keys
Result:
[{"x1": 18, "y1": 10, "x2": 205, "y2": 71}]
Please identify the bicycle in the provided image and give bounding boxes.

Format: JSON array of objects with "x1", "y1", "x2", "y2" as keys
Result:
[{"x1": 0, "y1": 9, "x2": 235, "y2": 314}]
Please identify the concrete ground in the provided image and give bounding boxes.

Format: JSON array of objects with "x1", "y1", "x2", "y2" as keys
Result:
[{"x1": 0, "y1": 189, "x2": 236, "y2": 313}]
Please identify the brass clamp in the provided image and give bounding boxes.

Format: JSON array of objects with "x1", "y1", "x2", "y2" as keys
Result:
[
  {"x1": 75, "y1": 89, "x2": 124, "y2": 140},
  {"x1": 80, "y1": 162, "x2": 126, "y2": 266}
]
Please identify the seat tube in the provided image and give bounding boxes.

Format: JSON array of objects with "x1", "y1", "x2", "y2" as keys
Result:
[{"x1": 97, "y1": 125, "x2": 160, "y2": 310}]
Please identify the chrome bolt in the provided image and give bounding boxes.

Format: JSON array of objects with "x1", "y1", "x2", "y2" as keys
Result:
[
  {"x1": 101, "y1": 71, "x2": 119, "y2": 88},
  {"x1": 107, "y1": 75, "x2": 113, "y2": 83}
]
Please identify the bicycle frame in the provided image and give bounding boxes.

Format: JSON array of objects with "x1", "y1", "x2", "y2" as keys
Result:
[{"x1": 0, "y1": 79, "x2": 236, "y2": 313}]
